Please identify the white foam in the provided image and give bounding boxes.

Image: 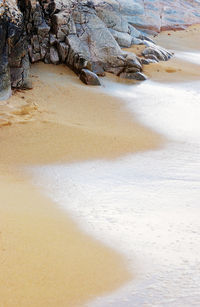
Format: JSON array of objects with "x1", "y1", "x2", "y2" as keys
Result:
[{"x1": 27, "y1": 51, "x2": 200, "y2": 306}]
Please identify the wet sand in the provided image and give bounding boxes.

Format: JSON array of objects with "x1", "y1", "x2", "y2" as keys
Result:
[
  {"x1": 0, "y1": 172, "x2": 132, "y2": 307},
  {"x1": 0, "y1": 62, "x2": 162, "y2": 304},
  {"x1": 0, "y1": 63, "x2": 162, "y2": 165},
  {"x1": 1, "y1": 24, "x2": 200, "y2": 306}
]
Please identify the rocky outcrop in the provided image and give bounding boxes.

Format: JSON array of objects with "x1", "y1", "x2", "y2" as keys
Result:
[
  {"x1": 24, "y1": 0, "x2": 150, "y2": 79},
  {"x1": 94, "y1": 0, "x2": 200, "y2": 34},
  {"x1": 0, "y1": 0, "x2": 30, "y2": 97},
  {"x1": 1, "y1": 0, "x2": 200, "y2": 96}
]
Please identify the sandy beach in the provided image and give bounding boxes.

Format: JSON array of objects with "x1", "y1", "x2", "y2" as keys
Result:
[
  {"x1": 0, "y1": 171, "x2": 133, "y2": 307},
  {"x1": 0, "y1": 57, "x2": 161, "y2": 306},
  {"x1": 1, "y1": 24, "x2": 200, "y2": 306}
]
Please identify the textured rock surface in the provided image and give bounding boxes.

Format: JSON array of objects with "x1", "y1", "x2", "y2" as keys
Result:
[
  {"x1": 0, "y1": 0, "x2": 200, "y2": 96},
  {"x1": 0, "y1": 0, "x2": 29, "y2": 94},
  {"x1": 94, "y1": 0, "x2": 200, "y2": 33},
  {"x1": 80, "y1": 68, "x2": 101, "y2": 85}
]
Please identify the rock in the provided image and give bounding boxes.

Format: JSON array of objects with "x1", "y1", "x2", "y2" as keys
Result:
[
  {"x1": 140, "y1": 58, "x2": 157, "y2": 65},
  {"x1": 131, "y1": 37, "x2": 144, "y2": 45},
  {"x1": 0, "y1": 0, "x2": 29, "y2": 92},
  {"x1": 57, "y1": 42, "x2": 69, "y2": 62},
  {"x1": 91, "y1": 62, "x2": 105, "y2": 76},
  {"x1": 37, "y1": 22, "x2": 50, "y2": 38},
  {"x1": 95, "y1": 0, "x2": 200, "y2": 33},
  {"x1": 95, "y1": 2, "x2": 129, "y2": 33},
  {"x1": 109, "y1": 29, "x2": 132, "y2": 48},
  {"x1": 31, "y1": 35, "x2": 40, "y2": 53},
  {"x1": 2, "y1": 0, "x2": 199, "y2": 94},
  {"x1": 80, "y1": 69, "x2": 101, "y2": 86},
  {"x1": 124, "y1": 66, "x2": 140, "y2": 73},
  {"x1": 50, "y1": 34, "x2": 57, "y2": 46},
  {"x1": 123, "y1": 53, "x2": 142, "y2": 70},
  {"x1": 50, "y1": 46, "x2": 60, "y2": 64},
  {"x1": 144, "y1": 54, "x2": 159, "y2": 62},
  {"x1": 120, "y1": 71, "x2": 147, "y2": 81},
  {"x1": 142, "y1": 46, "x2": 172, "y2": 61},
  {"x1": 30, "y1": 51, "x2": 41, "y2": 63},
  {"x1": 21, "y1": 80, "x2": 33, "y2": 90},
  {"x1": 129, "y1": 24, "x2": 142, "y2": 38},
  {"x1": 106, "y1": 66, "x2": 124, "y2": 75},
  {"x1": 0, "y1": 20, "x2": 10, "y2": 93}
]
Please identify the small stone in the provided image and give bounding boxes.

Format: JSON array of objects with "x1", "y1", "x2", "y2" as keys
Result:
[
  {"x1": 80, "y1": 69, "x2": 101, "y2": 86},
  {"x1": 120, "y1": 72, "x2": 147, "y2": 81}
]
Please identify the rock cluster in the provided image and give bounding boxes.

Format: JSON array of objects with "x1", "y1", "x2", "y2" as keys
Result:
[
  {"x1": 1, "y1": 0, "x2": 199, "y2": 96},
  {"x1": 24, "y1": 0, "x2": 157, "y2": 82}
]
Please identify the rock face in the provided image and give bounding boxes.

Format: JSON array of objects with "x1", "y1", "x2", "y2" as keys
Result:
[
  {"x1": 0, "y1": 0, "x2": 30, "y2": 95},
  {"x1": 0, "y1": 0, "x2": 200, "y2": 96},
  {"x1": 94, "y1": 0, "x2": 200, "y2": 34}
]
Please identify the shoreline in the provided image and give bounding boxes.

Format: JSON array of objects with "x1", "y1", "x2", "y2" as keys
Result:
[
  {"x1": 0, "y1": 61, "x2": 162, "y2": 305},
  {"x1": 0, "y1": 171, "x2": 132, "y2": 307},
  {"x1": 1, "y1": 24, "x2": 200, "y2": 305},
  {"x1": 0, "y1": 63, "x2": 163, "y2": 165}
]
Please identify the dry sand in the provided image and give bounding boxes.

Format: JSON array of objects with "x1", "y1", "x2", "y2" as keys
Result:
[{"x1": 1, "y1": 24, "x2": 199, "y2": 306}]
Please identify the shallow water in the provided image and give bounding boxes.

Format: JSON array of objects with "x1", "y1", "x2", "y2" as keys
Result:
[
  {"x1": 175, "y1": 51, "x2": 200, "y2": 65},
  {"x1": 28, "y1": 52, "x2": 200, "y2": 306}
]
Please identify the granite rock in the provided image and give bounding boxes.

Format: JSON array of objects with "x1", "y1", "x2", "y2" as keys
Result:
[{"x1": 1, "y1": 0, "x2": 200, "y2": 95}]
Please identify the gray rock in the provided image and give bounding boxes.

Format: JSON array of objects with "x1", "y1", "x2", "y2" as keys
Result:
[
  {"x1": 31, "y1": 35, "x2": 40, "y2": 53},
  {"x1": 144, "y1": 54, "x2": 159, "y2": 62},
  {"x1": 0, "y1": 0, "x2": 174, "y2": 94},
  {"x1": 95, "y1": 3, "x2": 129, "y2": 33},
  {"x1": 50, "y1": 34, "x2": 57, "y2": 46},
  {"x1": 91, "y1": 62, "x2": 105, "y2": 76},
  {"x1": 124, "y1": 66, "x2": 140, "y2": 73},
  {"x1": 109, "y1": 29, "x2": 132, "y2": 47},
  {"x1": 140, "y1": 58, "x2": 158, "y2": 65},
  {"x1": 37, "y1": 22, "x2": 50, "y2": 38},
  {"x1": 142, "y1": 46, "x2": 172, "y2": 61},
  {"x1": 129, "y1": 24, "x2": 142, "y2": 38},
  {"x1": 57, "y1": 42, "x2": 69, "y2": 62},
  {"x1": 21, "y1": 80, "x2": 33, "y2": 90},
  {"x1": 120, "y1": 71, "x2": 147, "y2": 81},
  {"x1": 131, "y1": 37, "x2": 144, "y2": 45},
  {"x1": 123, "y1": 53, "x2": 142, "y2": 69},
  {"x1": 50, "y1": 47, "x2": 60, "y2": 64},
  {"x1": 80, "y1": 69, "x2": 101, "y2": 85}
]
